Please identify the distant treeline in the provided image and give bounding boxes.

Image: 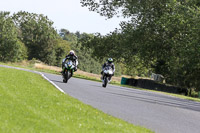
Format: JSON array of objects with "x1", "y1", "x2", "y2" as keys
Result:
[
  {"x1": 0, "y1": 11, "x2": 121, "y2": 76},
  {"x1": 0, "y1": 11, "x2": 70, "y2": 66},
  {"x1": 59, "y1": 29, "x2": 122, "y2": 76}
]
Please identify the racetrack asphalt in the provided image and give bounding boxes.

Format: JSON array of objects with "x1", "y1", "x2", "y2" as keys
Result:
[
  {"x1": 1, "y1": 65, "x2": 200, "y2": 133},
  {"x1": 43, "y1": 72, "x2": 200, "y2": 133}
]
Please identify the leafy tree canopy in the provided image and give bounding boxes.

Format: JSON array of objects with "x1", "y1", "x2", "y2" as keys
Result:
[
  {"x1": 80, "y1": 0, "x2": 200, "y2": 90},
  {"x1": 0, "y1": 11, "x2": 27, "y2": 62}
]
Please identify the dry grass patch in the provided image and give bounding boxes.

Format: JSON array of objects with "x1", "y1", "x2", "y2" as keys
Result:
[
  {"x1": 34, "y1": 63, "x2": 123, "y2": 82},
  {"x1": 34, "y1": 63, "x2": 61, "y2": 72}
]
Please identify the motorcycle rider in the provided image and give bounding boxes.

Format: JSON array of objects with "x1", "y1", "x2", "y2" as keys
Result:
[
  {"x1": 101, "y1": 58, "x2": 115, "y2": 81},
  {"x1": 61, "y1": 50, "x2": 78, "y2": 74}
]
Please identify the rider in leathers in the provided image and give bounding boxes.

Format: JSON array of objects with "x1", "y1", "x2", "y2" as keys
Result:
[
  {"x1": 101, "y1": 58, "x2": 115, "y2": 81},
  {"x1": 61, "y1": 50, "x2": 78, "y2": 75}
]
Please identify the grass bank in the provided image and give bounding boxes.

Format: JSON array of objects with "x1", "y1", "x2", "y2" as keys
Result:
[{"x1": 0, "y1": 67, "x2": 152, "y2": 133}]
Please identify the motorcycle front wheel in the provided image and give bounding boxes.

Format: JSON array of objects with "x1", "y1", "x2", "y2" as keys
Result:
[
  {"x1": 63, "y1": 70, "x2": 70, "y2": 83},
  {"x1": 102, "y1": 76, "x2": 108, "y2": 87}
]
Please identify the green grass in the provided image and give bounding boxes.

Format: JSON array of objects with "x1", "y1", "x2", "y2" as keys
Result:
[{"x1": 0, "y1": 67, "x2": 153, "y2": 133}]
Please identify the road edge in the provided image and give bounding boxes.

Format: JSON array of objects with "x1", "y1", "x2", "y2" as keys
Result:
[{"x1": 0, "y1": 65, "x2": 65, "y2": 94}]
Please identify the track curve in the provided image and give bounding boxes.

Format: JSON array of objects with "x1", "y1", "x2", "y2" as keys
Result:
[
  {"x1": 1, "y1": 65, "x2": 200, "y2": 133},
  {"x1": 43, "y1": 72, "x2": 200, "y2": 133}
]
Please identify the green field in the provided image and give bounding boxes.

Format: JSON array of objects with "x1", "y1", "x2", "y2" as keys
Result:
[{"x1": 0, "y1": 67, "x2": 153, "y2": 133}]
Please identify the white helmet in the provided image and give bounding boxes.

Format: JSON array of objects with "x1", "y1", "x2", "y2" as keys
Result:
[{"x1": 69, "y1": 50, "x2": 75, "y2": 55}]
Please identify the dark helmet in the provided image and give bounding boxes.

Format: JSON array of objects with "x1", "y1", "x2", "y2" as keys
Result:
[{"x1": 107, "y1": 58, "x2": 113, "y2": 64}]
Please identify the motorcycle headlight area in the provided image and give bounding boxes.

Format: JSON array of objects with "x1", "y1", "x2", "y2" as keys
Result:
[
  {"x1": 108, "y1": 70, "x2": 113, "y2": 75},
  {"x1": 65, "y1": 64, "x2": 68, "y2": 67}
]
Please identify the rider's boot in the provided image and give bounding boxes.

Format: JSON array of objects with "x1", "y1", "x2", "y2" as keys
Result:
[
  {"x1": 100, "y1": 71, "x2": 103, "y2": 80},
  {"x1": 74, "y1": 66, "x2": 77, "y2": 72},
  {"x1": 101, "y1": 75, "x2": 103, "y2": 80},
  {"x1": 61, "y1": 68, "x2": 65, "y2": 75}
]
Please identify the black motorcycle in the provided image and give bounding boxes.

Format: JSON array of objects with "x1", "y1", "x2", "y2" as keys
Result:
[{"x1": 62, "y1": 60, "x2": 75, "y2": 83}]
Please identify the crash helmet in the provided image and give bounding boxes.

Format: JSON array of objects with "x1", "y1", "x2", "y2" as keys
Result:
[
  {"x1": 69, "y1": 50, "x2": 75, "y2": 56},
  {"x1": 107, "y1": 58, "x2": 113, "y2": 64}
]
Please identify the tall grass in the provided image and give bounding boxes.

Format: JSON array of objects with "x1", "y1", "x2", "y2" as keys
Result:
[{"x1": 0, "y1": 67, "x2": 152, "y2": 133}]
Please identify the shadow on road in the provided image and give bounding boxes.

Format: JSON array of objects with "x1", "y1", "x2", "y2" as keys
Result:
[
  {"x1": 50, "y1": 79, "x2": 64, "y2": 84},
  {"x1": 90, "y1": 84, "x2": 104, "y2": 88}
]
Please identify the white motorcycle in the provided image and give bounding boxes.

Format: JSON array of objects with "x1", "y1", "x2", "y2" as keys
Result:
[{"x1": 102, "y1": 66, "x2": 113, "y2": 87}]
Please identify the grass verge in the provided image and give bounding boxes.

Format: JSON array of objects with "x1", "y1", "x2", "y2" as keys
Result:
[{"x1": 0, "y1": 67, "x2": 153, "y2": 133}]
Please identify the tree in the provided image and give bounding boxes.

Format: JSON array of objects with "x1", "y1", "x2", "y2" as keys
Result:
[
  {"x1": 81, "y1": 0, "x2": 200, "y2": 91},
  {"x1": 0, "y1": 11, "x2": 27, "y2": 62},
  {"x1": 54, "y1": 38, "x2": 71, "y2": 66},
  {"x1": 60, "y1": 28, "x2": 77, "y2": 42},
  {"x1": 12, "y1": 11, "x2": 58, "y2": 65}
]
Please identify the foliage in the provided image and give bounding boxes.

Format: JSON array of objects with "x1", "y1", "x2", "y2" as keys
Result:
[
  {"x1": 131, "y1": 1, "x2": 200, "y2": 89},
  {"x1": 0, "y1": 12, "x2": 27, "y2": 62},
  {"x1": 74, "y1": 33, "x2": 102, "y2": 74},
  {"x1": 59, "y1": 30, "x2": 122, "y2": 76},
  {"x1": 60, "y1": 29, "x2": 77, "y2": 42},
  {"x1": 12, "y1": 11, "x2": 61, "y2": 65},
  {"x1": 79, "y1": 27, "x2": 148, "y2": 76},
  {"x1": 81, "y1": 0, "x2": 200, "y2": 91},
  {"x1": 54, "y1": 38, "x2": 71, "y2": 66},
  {"x1": 0, "y1": 10, "x2": 107, "y2": 76}
]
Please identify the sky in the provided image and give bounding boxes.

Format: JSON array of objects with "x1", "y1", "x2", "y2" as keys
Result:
[{"x1": 0, "y1": 0, "x2": 125, "y2": 35}]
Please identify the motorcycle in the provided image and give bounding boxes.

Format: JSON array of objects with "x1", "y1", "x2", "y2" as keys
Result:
[
  {"x1": 102, "y1": 66, "x2": 113, "y2": 87},
  {"x1": 62, "y1": 60, "x2": 75, "y2": 83}
]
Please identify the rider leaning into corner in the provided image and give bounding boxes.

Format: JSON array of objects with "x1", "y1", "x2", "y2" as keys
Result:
[
  {"x1": 101, "y1": 58, "x2": 115, "y2": 81},
  {"x1": 61, "y1": 50, "x2": 78, "y2": 74}
]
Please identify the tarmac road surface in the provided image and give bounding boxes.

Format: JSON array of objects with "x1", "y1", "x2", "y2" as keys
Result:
[{"x1": 43, "y1": 72, "x2": 200, "y2": 133}]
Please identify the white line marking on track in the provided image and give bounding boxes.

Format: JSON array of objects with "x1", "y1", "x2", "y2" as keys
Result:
[
  {"x1": 37, "y1": 71, "x2": 65, "y2": 94},
  {"x1": 0, "y1": 65, "x2": 65, "y2": 94}
]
